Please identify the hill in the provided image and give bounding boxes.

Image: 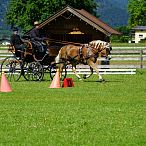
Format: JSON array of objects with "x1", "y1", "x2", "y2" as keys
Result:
[
  {"x1": 96, "y1": 0, "x2": 129, "y2": 27},
  {"x1": 0, "y1": 0, "x2": 9, "y2": 29}
]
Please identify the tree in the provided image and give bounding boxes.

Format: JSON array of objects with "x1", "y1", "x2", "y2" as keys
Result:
[
  {"x1": 6, "y1": 0, "x2": 98, "y2": 32},
  {"x1": 111, "y1": 26, "x2": 130, "y2": 43},
  {"x1": 128, "y1": 0, "x2": 146, "y2": 28}
]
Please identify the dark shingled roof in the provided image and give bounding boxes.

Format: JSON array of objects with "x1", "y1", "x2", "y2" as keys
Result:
[
  {"x1": 75, "y1": 8, "x2": 121, "y2": 35},
  {"x1": 30, "y1": 5, "x2": 121, "y2": 36}
]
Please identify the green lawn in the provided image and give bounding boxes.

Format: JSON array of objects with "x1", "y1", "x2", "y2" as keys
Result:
[
  {"x1": 112, "y1": 43, "x2": 146, "y2": 47},
  {"x1": 0, "y1": 70, "x2": 146, "y2": 145}
]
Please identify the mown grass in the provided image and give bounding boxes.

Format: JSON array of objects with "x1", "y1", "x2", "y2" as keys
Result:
[
  {"x1": 112, "y1": 43, "x2": 146, "y2": 47},
  {"x1": 0, "y1": 70, "x2": 146, "y2": 146}
]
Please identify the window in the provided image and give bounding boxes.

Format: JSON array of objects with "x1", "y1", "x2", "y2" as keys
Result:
[{"x1": 139, "y1": 34, "x2": 143, "y2": 38}]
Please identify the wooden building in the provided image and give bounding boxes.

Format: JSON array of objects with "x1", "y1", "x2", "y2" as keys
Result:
[{"x1": 28, "y1": 5, "x2": 120, "y2": 44}]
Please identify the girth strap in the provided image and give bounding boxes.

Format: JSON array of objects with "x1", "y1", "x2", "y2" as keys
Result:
[{"x1": 79, "y1": 45, "x2": 84, "y2": 59}]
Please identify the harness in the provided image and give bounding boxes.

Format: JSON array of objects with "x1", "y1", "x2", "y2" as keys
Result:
[
  {"x1": 78, "y1": 44, "x2": 103, "y2": 60},
  {"x1": 78, "y1": 45, "x2": 98, "y2": 64},
  {"x1": 79, "y1": 45, "x2": 84, "y2": 59},
  {"x1": 64, "y1": 43, "x2": 108, "y2": 64}
]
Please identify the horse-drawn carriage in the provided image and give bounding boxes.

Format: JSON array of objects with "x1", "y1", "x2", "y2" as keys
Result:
[
  {"x1": 0, "y1": 38, "x2": 112, "y2": 82},
  {"x1": 0, "y1": 38, "x2": 67, "y2": 81}
]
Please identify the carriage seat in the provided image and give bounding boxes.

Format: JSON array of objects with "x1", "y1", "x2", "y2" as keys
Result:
[
  {"x1": 31, "y1": 40, "x2": 48, "y2": 54},
  {"x1": 8, "y1": 40, "x2": 33, "y2": 59}
]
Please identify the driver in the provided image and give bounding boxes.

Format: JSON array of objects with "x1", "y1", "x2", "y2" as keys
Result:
[
  {"x1": 29, "y1": 21, "x2": 42, "y2": 41},
  {"x1": 29, "y1": 21, "x2": 47, "y2": 54},
  {"x1": 10, "y1": 28, "x2": 27, "y2": 59}
]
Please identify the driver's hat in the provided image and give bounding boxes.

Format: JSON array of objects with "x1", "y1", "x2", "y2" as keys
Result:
[
  {"x1": 13, "y1": 27, "x2": 18, "y2": 31},
  {"x1": 34, "y1": 21, "x2": 39, "y2": 26}
]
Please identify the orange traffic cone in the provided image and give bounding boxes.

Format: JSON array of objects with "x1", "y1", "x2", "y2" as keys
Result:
[
  {"x1": 62, "y1": 78, "x2": 74, "y2": 88},
  {"x1": 0, "y1": 72, "x2": 12, "y2": 92},
  {"x1": 49, "y1": 69, "x2": 60, "y2": 88}
]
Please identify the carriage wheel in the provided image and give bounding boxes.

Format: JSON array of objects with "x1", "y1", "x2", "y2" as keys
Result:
[
  {"x1": 23, "y1": 61, "x2": 44, "y2": 81},
  {"x1": 22, "y1": 62, "x2": 30, "y2": 81},
  {"x1": 1, "y1": 56, "x2": 22, "y2": 81},
  {"x1": 49, "y1": 63, "x2": 67, "y2": 81}
]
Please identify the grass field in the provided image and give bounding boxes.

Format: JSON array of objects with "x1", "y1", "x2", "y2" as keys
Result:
[
  {"x1": 112, "y1": 43, "x2": 146, "y2": 47},
  {"x1": 0, "y1": 70, "x2": 146, "y2": 145}
]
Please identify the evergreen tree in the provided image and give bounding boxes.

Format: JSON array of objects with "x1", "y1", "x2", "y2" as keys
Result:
[
  {"x1": 128, "y1": 0, "x2": 146, "y2": 28},
  {"x1": 6, "y1": 0, "x2": 98, "y2": 32}
]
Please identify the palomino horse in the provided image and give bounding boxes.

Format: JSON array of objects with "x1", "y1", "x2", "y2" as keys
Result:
[{"x1": 55, "y1": 40, "x2": 112, "y2": 81}]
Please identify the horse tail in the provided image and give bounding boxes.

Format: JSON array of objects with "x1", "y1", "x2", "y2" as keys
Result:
[
  {"x1": 55, "y1": 48, "x2": 62, "y2": 63},
  {"x1": 55, "y1": 53, "x2": 60, "y2": 63}
]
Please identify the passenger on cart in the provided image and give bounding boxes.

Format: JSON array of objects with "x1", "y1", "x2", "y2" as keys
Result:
[
  {"x1": 29, "y1": 21, "x2": 48, "y2": 55},
  {"x1": 10, "y1": 28, "x2": 27, "y2": 60}
]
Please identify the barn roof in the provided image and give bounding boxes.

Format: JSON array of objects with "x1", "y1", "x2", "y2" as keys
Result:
[{"x1": 38, "y1": 5, "x2": 121, "y2": 36}]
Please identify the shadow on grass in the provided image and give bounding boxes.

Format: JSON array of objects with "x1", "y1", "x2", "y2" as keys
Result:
[{"x1": 83, "y1": 79, "x2": 125, "y2": 83}]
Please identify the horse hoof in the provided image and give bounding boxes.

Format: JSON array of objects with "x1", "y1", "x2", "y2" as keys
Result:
[
  {"x1": 78, "y1": 78, "x2": 83, "y2": 81},
  {"x1": 99, "y1": 79, "x2": 105, "y2": 82},
  {"x1": 83, "y1": 74, "x2": 87, "y2": 79}
]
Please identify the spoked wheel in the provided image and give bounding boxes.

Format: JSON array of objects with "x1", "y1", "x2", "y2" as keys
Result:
[
  {"x1": 23, "y1": 61, "x2": 44, "y2": 81},
  {"x1": 1, "y1": 56, "x2": 22, "y2": 81},
  {"x1": 49, "y1": 63, "x2": 67, "y2": 81}
]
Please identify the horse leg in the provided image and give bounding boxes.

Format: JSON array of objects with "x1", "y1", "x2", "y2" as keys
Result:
[
  {"x1": 72, "y1": 65, "x2": 82, "y2": 81},
  {"x1": 83, "y1": 67, "x2": 93, "y2": 79},
  {"x1": 57, "y1": 63, "x2": 65, "y2": 78},
  {"x1": 87, "y1": 60, "x2": 104, "y2": 82}
]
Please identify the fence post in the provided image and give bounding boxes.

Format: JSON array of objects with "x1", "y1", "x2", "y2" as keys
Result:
[{"x1": 140, "y1": 49, "x2": 143, "y2": 69}]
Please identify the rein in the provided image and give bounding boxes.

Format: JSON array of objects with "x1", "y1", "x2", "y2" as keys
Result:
[{"x1": 46, "y1": 38, "x2": 83, "y2": 46}]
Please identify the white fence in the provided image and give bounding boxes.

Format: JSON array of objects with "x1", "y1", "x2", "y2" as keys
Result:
[{"x1": 0, "y1": 45, "x2": 146, "y2": 74}]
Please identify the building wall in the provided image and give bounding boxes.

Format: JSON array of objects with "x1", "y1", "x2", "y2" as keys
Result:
[{"x1": 134, "y1": 30, "x2": 146, "y2": 43}]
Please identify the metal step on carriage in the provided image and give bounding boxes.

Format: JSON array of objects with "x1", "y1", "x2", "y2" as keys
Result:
[{"x1": 0, "y1": 38, "x2": 67, "y2": 82}]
